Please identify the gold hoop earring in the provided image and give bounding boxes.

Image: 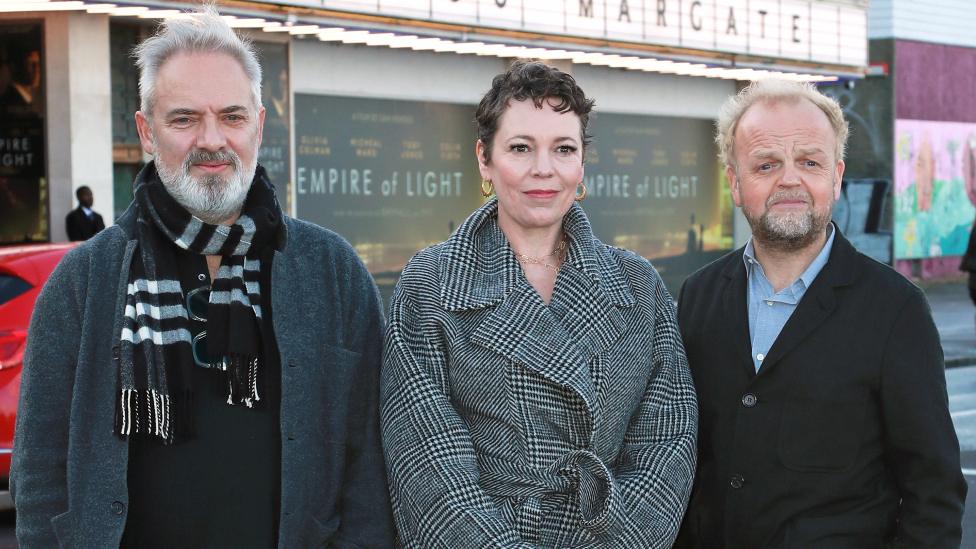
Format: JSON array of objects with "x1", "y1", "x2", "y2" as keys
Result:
[
  {"x1": 481, "y1": 179, "x2": 494, "y2": 197},
  {"x1": 575, "y1": 182, "x2": 587, "y2": 202}
]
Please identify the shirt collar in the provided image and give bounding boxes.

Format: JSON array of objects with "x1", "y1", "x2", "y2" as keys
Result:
[
  {"x1": 798, "y1": 223, "x2": 835, "y2": 289},
  {"x1": 742, "y1": 222, "x2": 837, "y2": 291},
  {"x1": 81, "y1": 206, "x2": 93, "y2": 216}
]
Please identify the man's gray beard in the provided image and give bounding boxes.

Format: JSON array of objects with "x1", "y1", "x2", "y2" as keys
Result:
[
  {"x1": 745, "y1": 192, "x2": 833, "y2": 252},
  {"x1": 156, "y1": 149, "x2": 256, "y2": 225}
]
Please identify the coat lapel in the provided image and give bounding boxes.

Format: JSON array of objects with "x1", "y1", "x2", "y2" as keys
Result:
[
  {"x1": 758, "y1": 230, "x2": 859, "y2": 376},
  {"x1": 721, "y1": 249, "x2": 757, "y2": 377},
  {"x1": 445, "y1": 200, "x2": 633, "y2": 417},
  {"x1": 470, "y1": 280, "x2": 598, "y2": 412}
]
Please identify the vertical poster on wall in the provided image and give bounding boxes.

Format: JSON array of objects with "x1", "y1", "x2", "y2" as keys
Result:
[
  {"x1": 893, "y1": 119, "x2": 976, "y2": 259},
  {"x1": 254, "y1": 42, "x2": 291, "y2": 213},
  {"x1": 585, "y1": 111, "x2": 733, "y2": 292},
  {"x1": 0, "y1": 23, "x2": 46, "y2": 244}
]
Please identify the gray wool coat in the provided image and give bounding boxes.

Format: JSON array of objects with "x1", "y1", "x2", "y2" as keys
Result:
[
  {"x1": 382, "y1": 199, "x2": 698, "y2": 548},
  {"x1": 11, "y1": 202, "x2": 395, "y2": 548}
]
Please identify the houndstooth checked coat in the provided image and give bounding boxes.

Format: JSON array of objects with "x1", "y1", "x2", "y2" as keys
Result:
[{"x1": 381, "y1": 199, "x2": 698, "y2": 548}]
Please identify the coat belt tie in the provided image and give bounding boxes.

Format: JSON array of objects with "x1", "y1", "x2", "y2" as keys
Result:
[{"x1": 478, "y1": 449, "x2": 614, "y2": 526}]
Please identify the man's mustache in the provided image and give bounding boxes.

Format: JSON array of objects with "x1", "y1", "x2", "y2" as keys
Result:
[
  {"x1": 184, "y1": 149, "x2": 239, "y2": 167},
  {"x1": 766, "y1": 191, "x2": 811, "y2": 208}
]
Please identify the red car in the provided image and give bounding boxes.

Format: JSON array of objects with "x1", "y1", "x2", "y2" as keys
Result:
[{"x1": 0, "y1": 242, "x2": 76, "y2": 509}]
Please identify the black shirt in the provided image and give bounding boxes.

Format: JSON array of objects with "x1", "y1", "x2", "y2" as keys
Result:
[{"x1": 120, "y1": 248, "x2": 281, "y2": 548}]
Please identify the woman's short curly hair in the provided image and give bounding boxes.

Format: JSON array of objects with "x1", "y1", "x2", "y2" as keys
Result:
[{"x1": 475, "y1": 60, "x2": 595, "y2": 162}]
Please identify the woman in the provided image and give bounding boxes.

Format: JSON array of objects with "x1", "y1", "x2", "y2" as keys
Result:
[{"x1": 381, "y1": 60, "x2": 697, "y2": 548}]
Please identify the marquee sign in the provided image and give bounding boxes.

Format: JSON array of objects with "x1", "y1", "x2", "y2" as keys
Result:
[{"x1": 260, "y1": 0, "x2": 867, "y2": 66}]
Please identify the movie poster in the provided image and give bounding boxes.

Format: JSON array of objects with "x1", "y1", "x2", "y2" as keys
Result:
[
  {"x1": 584, "y1": 111, "x2": 733, "y2": 291},
  {"x1": 295, "y1": 94, "x2": 731, "y2": 296},
  {"x1": 294, "y1": 94, "x2": 483, "y2": 288},
  {"x1": 0, "y1": 23, "x2": 46, "y2": 244},
  {"x1": 254, "y1": 41, "x2": 291, "y2": 212}
]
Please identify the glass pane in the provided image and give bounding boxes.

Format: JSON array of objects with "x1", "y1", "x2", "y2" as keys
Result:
[{"x1": 0, "y1": 274, "x2": 31, "y2": 306}]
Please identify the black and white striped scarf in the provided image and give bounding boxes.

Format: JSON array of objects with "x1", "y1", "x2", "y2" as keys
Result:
[{"x1": 117, "y1": 162, "x2": 281, "y2": 444}]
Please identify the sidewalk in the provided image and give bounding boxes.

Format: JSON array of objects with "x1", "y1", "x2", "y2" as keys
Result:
[{"x1": 922, "y1": 280, "x2": 976, "y2": 368}]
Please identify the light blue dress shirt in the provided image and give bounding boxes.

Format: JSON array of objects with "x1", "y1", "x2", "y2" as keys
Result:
[{"x1": 743, "y1": 224, "x2": 836, "y2": 372}]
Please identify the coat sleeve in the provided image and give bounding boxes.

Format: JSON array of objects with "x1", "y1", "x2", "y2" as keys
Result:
[
  {"x1": 381, "y1": 285, "x2": 534, "y2": 548},
  {"x1": 581, "y1": 280, "x2": 698, "y2": 547},
  {"x1": 11, "y1": 249, "x2": 85, "y2": 547},
  {"x1": 881, "y1": 289, "x2": 967, "y2": 548},
  {"x1": 335, "y1": 268, "x2": 396, "y2": 548}
]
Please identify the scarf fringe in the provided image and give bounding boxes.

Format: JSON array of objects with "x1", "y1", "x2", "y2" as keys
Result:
[
  {"x1": 115, "y1": 389, "x2": 193, "y2": 444},
  {"x1": 224, "y1": 355, "x2": 261, "y2": 408},
  {"x1": 116, "y1": 388, "x2": 179, "y2": 444}
]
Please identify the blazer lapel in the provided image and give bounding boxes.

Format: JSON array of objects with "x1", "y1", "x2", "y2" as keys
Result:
[
  {"x1": 721, "y1": 250, "x2": 757, "y2": 377},
  {"x1": 758, "y1": 230, "x2": 859, "y2": 375}
]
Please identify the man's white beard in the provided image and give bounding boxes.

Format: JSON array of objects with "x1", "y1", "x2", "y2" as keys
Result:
[
  {"x1": 156, "y1": 148, "x2": 256, "y2": 225},
  {"x1": 745, "y1": 189, "x2": 833, "y2": 251}
]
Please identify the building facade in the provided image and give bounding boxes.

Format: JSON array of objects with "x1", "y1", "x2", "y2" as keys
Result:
[
  {"x1": 838, "y1": 0, "x2": 976, "y2": 279},
  {"x1": 0, "y1": 0, "x2": 869, "y2": 294}
]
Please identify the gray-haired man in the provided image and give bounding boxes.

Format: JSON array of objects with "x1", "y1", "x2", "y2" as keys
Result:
[{"x1": 12, "y1": 7, "x2": 394, "y2": 547}]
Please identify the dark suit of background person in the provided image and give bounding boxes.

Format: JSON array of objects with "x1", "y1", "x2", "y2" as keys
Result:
[
  {"x1": 65, "y1": 203, "x2": 105, "y2": 241},
  {"x1": 674, "y1": 80, "x2": 966, "y2": 548}
]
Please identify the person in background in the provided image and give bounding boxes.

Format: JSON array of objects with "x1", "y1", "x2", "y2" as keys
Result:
[
  {"x1": 961, "y1": 135, "x2": 976, "y2": 331},
  {"x1": 960, "y1": 219, "x2": 976, "y2": 327},
  {"x1": 381, "y1": 60, "x2": 697, "y2": 547},
  {"x1": 65, "y1": 185, "x2": 105, "y2": 241},
  {"x1": 675, "y1": 79, "x2": 966, "y2": 548},
  {"x1": 12, "y1": 6, "x2": 393, "y2": 548}
]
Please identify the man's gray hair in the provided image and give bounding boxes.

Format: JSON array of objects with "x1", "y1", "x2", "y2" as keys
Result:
[
  {"x1": 134, "y1": 4, "x2": 262, "y2": 117},
  {"x1": 715, "y1": 80, "x2": 849, "y2": 168}
]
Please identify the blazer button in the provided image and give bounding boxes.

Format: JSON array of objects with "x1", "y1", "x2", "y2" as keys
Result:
[
  {"x1": 111, "y1": 501, "x2": 125, "y2": 515},
  {"x1": 741, "y1": 393, "x2": 758, "y2": 408},
  {"x1": 730, "y1": 475, "x2": 745, "y2": 489}
]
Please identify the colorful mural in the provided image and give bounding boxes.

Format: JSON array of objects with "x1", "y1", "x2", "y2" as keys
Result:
[{"x1": 894, "y1": 119, "x2": 976, "y2": 259}]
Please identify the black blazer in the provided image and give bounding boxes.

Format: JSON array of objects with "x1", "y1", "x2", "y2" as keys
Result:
[
  {"x1": 675, "y1": 230, "x2": 966, "y2": 548},
  {"x1": 65, "y1": 206, "x2": 105, "y2": 241}
]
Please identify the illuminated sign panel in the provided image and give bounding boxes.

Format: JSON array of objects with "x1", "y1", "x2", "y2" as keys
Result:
[{"x1": 263, "y1": 0, "x2": 867, "y2": 66}]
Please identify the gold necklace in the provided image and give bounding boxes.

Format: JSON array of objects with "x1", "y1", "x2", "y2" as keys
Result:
[{"x1": 513, "y1": 236, "x2": 567, "y2": 274}]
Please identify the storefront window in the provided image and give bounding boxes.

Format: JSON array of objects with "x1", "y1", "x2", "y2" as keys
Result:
[
  {"x1": 109, "y1": 21, "x2": 145, "y2": 218},
  {"x1": 0, "y1": 23, "x2": 47, "y2": 244},
  {"x1": 254, "y1": 41, "x2": 291, "y2": 212}
]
